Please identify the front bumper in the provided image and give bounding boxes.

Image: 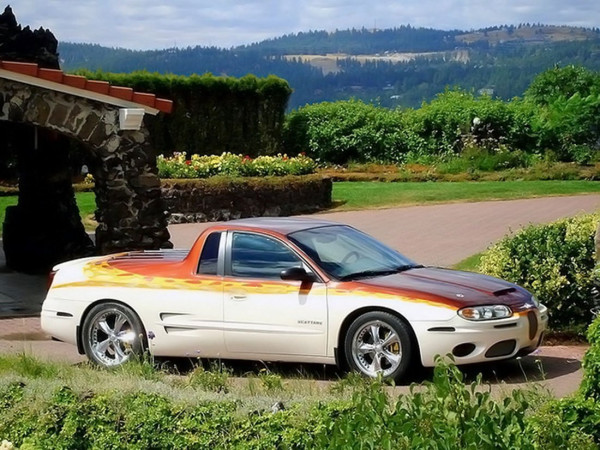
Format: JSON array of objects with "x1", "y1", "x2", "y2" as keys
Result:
[{"x1": 413, "y1": 304, "x2": 548, "y2": 367}]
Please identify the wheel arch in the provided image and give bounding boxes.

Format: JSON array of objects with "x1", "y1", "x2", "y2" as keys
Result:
[
  {"x1": 336, "y1": 306, "x2": 421, "y2": 369},
  {"x1": 77, "y1": 298, "x2": 147, "y2": 355}
]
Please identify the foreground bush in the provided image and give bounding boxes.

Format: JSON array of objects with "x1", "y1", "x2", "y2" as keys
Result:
[
  {"x1": 0, "y1": 357, "x2": 594, "y2": 449},
  {"x1": 478, "y1": 213, "x2": 599, "y2": 331},
  {"x1": 157, "y1": 152, "x2": 317, "y2": 178},
  {"x1": 535, "y1": 315, "x2": 600, "y2": 445},
  {"x1": 4, "y1": 314, "x2": 600, "y2": 449},
  {"x1": 581, "y1": 313, "x2": 600, "y2": 401}
]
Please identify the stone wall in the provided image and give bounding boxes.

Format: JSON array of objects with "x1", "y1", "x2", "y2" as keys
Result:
[{"x1": 162, "y1": 176, "x2": 332, "y2": 224}]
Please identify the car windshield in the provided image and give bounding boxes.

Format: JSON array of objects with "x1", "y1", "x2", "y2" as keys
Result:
[{"x1": 288, "y1": 225, "x2": 419, "y2": 280}]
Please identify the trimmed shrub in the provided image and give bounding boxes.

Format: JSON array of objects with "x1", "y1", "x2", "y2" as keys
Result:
[
  {"x1": 531, "y1": 316, "x2": 600, "y2": 446},
  {"x1": 284, "y1": 91, "x2": 536, "y2": 165},
  {"x1": 406, "y1": 89, "x2": 537, "y2": 157},
  {"x1": 284, "y1": 99, "x2": 410, "y2": 164},
  {"x1": 581, "y1": 315, "x2": 600, "y2": 401},
  {"x1": 478, "y1": 213, "x2": 599, "y2": 331}
]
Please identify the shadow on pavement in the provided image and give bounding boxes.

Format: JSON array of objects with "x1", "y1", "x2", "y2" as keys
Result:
[
  {"x1": 461, "y1": 354, "x2": 582, "y2": 384},
  {"x1": 0, "y1": 244, "x2": 47, "y2": 318},
  {"x1": 156, "y1": 351, "x2": 582, "y2": 386}
]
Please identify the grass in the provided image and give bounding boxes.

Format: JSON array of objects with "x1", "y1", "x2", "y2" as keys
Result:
[
  {"x1": 0, "y1": 354, "x2": 345, "y2": 412},
  {"x1": 452, "y1": 252, "x2": 484, "y2": 272},
  {"x1": 2, "y1": 181, "x2": 600, "y2": 235},
  {"x1": 0, "y1": 192, "x2": 96, "y2": 236},
  {"x1": 332, "y1": 180, "x2": 600, "y2": 210},
  {"x1": 0, "y1": 195, "x2": 17, "y2": 232}
]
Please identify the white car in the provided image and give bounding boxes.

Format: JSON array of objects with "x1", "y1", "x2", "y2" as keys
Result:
[{"x1": 42, "y1": 217, "x2": 548, "y2": 381}]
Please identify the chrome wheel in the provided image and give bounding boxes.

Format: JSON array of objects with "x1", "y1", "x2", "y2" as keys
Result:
[
  {"x1": 82, "y1": 303, "x2": 145, "y2": 367},
  {"x1": 344, "y1": 311, "x2": 412, "y2": 381},
  {"x1": 351, "y1": 320, "x2": 402, "y2": 377}
]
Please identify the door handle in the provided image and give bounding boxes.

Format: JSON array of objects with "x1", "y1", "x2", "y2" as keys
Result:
[{"x1": 230, "y1": 294, "x2": 247, "y2": 301}]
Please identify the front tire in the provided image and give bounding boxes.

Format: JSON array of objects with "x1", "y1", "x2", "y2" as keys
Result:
[
  {"x1": 82, "y1": 302, "x2": 146, "y2": 367},
  {"x1": 344, "y1": 311, "x2": 412, "y2": 382}
]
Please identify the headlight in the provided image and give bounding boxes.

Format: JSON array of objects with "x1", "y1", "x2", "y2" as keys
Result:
[{"x1": 458, "y1": 305, "x2": 512, "y2": 321}]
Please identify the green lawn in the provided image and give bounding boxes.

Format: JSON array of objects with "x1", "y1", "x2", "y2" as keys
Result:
[
  {"x1": 332, "y1": 180, "x2": 600, "y2": 210},
  {"x1": 0, "y1": 192, "x2": 96, "y2": 235},
  {"x1": 0, "y1": 196, "x2": 17, "y2": 231},
  {"x1": 452, "y1": 252, "x2": 484, "y2": 272},
  {"x1": 74, "y1": 191, "x2": 97, "y2": 218}
]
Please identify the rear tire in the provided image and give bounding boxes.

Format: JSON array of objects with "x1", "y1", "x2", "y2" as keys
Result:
[
  {"x1": 82, "y1": 302, "x2": 146, "y2": 367},
  {"x1": 344, "y1": 311, "x2": 413, "y2": 382}
]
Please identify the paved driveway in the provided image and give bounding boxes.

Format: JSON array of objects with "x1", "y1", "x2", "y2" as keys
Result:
[
  {"x1": 0, "y1": 194, "x2": 598, "y2": 397},
  {"x1": 169, "y1": 194, "x2": 600, "y2": 266}
]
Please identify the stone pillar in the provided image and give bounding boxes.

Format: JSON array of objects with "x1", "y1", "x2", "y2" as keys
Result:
[{"x1": 94, "y1": 129, "x2": 171, "y2": 254}]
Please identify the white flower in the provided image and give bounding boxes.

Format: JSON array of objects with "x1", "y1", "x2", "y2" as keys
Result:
[{"x1": 0, "y1": 440, "x2": 14, "y2": 450}]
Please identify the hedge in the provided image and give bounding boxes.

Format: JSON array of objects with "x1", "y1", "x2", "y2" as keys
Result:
[
  {"x1": 478, "y1": 213, "x2": 599, "y2": 332},
  {"x1": 161, "y1": 175, "x2": 332, "y2": 224},
  {"x1": 80, "y1": 71, "x2": 292, "y2": 156}
]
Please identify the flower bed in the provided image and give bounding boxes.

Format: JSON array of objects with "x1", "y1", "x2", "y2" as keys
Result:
[{"x1": 157, "y1": 152, "x2": 317, "y2": 178}]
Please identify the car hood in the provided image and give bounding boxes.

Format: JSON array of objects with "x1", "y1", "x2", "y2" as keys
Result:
[{"x1": 354, "y1": 267, "x2": 534, "y2": 310}]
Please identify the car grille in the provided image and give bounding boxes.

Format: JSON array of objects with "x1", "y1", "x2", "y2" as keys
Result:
[{"x1": 527, "y1": 311, "x2": 538, "y2": 340}]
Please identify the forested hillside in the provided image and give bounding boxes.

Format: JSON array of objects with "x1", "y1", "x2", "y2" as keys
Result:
[{"x1": 58, "y1": 25, "x2": 600, "y2": 109}]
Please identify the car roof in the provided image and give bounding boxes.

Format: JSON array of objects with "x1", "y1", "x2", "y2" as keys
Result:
[{"x1": 224, "y1": 217, "x2": 343, "y2": 235}]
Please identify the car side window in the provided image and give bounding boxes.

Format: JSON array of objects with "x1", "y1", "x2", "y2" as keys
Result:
[
  {"x1": 231, "y1": 233, "x2": 302, "y2": 279},
  {"x1": 197, "y1": 232, "x2": 221, "y2": 275}
]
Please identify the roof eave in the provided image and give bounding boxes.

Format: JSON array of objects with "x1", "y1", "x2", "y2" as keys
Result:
[{"x1": 0, "y1": 68, "x2": 161, "y2": 115}]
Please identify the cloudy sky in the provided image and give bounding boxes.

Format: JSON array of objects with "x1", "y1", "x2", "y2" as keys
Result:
[{"x1": 8, "y1": 0, "x2": 600, "y2": 50}]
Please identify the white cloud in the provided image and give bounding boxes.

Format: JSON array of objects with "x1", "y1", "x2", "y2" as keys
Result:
[{"x1": 5, "y1": 0, "x2": 600, "y2": 50}]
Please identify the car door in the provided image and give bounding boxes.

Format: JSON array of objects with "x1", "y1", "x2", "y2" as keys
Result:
[
  {"x1": 223, "y1": 231, "x2": 328, "y2": 357},
  {"x1": 149, "y1": 231, "x2": 225, "y2": 357}
]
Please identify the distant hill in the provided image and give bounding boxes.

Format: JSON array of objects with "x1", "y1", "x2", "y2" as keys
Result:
[
  {"x1": 58, "y1": 24, "x2": 600, "y2": 109},
  {"x1": 455, "y1": 24, "x2": 600, "y2": 45}
]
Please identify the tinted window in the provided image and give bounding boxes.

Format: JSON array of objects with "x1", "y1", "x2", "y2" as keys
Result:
[
  {"x1": 198, "y1": 232, "x2": 221, "y2": 275},
  {"x1": 231, "y1": 233, "x2": 302, "y2": 279}
]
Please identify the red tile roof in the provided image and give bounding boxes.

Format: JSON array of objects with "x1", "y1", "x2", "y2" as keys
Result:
[{"x1": 0, "y1": 60, "x2": 173, "y2": 114}]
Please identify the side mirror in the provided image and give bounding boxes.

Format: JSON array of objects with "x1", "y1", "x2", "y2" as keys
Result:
[{"x1": 280, "y1": 266, "x2": 317, "y2": 283}]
